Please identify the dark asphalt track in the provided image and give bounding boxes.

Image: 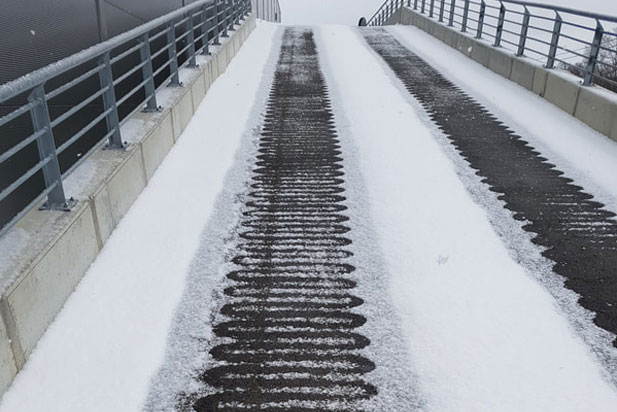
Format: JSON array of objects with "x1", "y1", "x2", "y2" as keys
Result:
[
  {"x1": 362, "y1": 28, "x2": 617, "y2": 348},
  {"x1": 193, "y1": 28, "x2": 376, "y2": 412}
]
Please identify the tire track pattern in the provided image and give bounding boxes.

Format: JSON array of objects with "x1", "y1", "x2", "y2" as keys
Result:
[
  {"x1": 362, "y1": 29, "x2": 617, "y2": 346},
  {"x1": 194, "y1": 28, "x2": 376, "y2": 411}
]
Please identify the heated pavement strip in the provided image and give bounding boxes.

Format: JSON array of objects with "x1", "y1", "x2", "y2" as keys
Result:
[
  {"x1": 361, "y1": 27, "x2": 617, "y2": 347},
  {"x1": 194, "y1": 28, "x2": 377, "y2": 411}
]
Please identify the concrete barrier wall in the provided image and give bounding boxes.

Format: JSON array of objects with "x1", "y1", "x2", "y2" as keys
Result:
[
  {"x1": 0, "y1": 14, "x2": 257, "y2": 397},
  {"x1": 385, "y1": 7, "x2": 617, "y2": 142}
]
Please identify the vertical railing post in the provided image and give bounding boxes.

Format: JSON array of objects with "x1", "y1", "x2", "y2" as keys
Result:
[
  {"x1": 139, "y1": 34, "x2": 159, "y2": 112},
  {"x1": 201, "y1": 4, "x2": 210, "y2": 55},
  {"x1": 227, "y1": 0, "x2": 234, "y2": 32},
  {"x1": 28, "y1": 84, "x2": 69, "y2": 209},
  {"x1": 166, "y1": 22, "x2": 181, "y2": 86},
  {"x1": 421, "y1": 0, "x2": 426, "y2": 14},
  {"x1": 186, "y1": 13, "x2": 198, "y2": 68},
  {"x1": 439, "y1": 0, "x2": 445, "y2": 22},
  {"x1": 221, "y1": 0, "x2": 229, "y2": 37},
  {"x1": 213, "y1": 0, "x2": 221, "y2": 45},
  {"x1": 476, "y1": 0, "x2": 486, "y2": 38},
  {"x1": 516, "y1": 7, "x2": 530, "y2": 56},
  {"x1": 234, "y1": 0, "x2": 241, "y2": 25},
  {"x1": 429, "y1": 0, "x2": 435, "y2": 18},
  {"x1": 238, "y1": 0, "x2": 245, "y2": 21},
  {"x1": 448, "y1": 0, "x2": 455, "y2": 26},
  {"x1": 546, "y1": 12, "x2": 562, "y2": 68},
  {"x1": 408, "y1": 0, "x2": 411, "y2": 7},
  {"x1": 584, "y1": 21, "x2": 604, "y2": 85},
  {"x1": 414, "y1": 0, "x2": 418, "y2": 10},
  {"x1": 98, "y1": 53, "x2": 123, "y2": 148},
  {"x1": 494, "y1": 2, "x2": 506, "y2": 47},
  {"x1": 462, "y1": 0, "x2": 470, "y2": 32}
]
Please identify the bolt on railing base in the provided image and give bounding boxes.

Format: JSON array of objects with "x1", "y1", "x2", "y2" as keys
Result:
[{"x1": 39, "y1": 197, "x2": 78, "y2": 212}]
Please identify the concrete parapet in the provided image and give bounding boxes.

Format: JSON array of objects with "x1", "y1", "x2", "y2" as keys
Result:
[
  {"x1": 0, "y1": 13, "x2": 257, "y2": 398},
  {"x1": 544, "y1": 72, "x2": 581, "y2": 115},
  {"x1": 575, "y1": 87, "x2": 617, "y2": 138},
  {"x1": 470, "y1": 41, "x2": 490, "y2": 67},
  {"x1": 509, "y1": 58, "x2": 535, "y2": 90},
  {"x1": 532, "y1": 67, "x2": 548, "y2": 96},
  {"x1": 455, "y1": 34, "x2": 474, "y2": 58},
  {"x1": 488, "y1": 48, "x2": 513, "y2": 79},
  {"x1": 393, "y1": 7, "x2": 617, "y2": 142}
]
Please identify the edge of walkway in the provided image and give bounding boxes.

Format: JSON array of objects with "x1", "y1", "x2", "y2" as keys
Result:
[
  {"x1": 384, "y1": 7, "x2": 617, "y2": 142},
  {"x1": 0, "y1": 14, "x2": 257, "y2": 397}
]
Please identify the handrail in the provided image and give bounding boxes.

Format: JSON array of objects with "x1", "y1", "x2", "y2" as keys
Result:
[
  {"x1": 0, "y1": 0, "x2": 252, "y2": 237},
  {"x1": 366, "y1": 0, "x2": 617, "y2": 93}
]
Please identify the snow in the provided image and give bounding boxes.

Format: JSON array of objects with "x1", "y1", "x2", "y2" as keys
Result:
[
  {"x1": 0, "y1": 21, "x2": 279, "y2": 412},
  {"x1": 278, "y1": 0, "x2": 385, "y2": 25},
  {"x1": 317, "y1": 24, "x2": 617, "y2": 411},
  {"x1": 388, "y1": 24, "x2": 617, "y2": 214}
]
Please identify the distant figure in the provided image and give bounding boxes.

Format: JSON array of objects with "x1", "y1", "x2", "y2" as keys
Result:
[{"x1": 358, "y1": 17, "x2": 367, "y2": 26}]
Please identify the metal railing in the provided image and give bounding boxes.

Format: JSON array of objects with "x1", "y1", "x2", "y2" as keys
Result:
[
  {"x1": 0, "y1": 0, "x2": 251, "y2": 237},
  {"x1": 367, "y1": 0, "x2": 617, "y2": 91}
]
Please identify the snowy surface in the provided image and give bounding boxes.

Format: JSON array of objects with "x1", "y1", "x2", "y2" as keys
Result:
[
  {"x1": 0, "y1": 22, "x2": 278, "y2": 412},
  {"x1": 318, "y1": 24, "x2": 617, "y2": 411},
  {"x1": 278, "y1": 0, "x2": 385, "y2": 24},
  {"x1": 389, "y1": 24, "x2": 617, "y2": 214}
]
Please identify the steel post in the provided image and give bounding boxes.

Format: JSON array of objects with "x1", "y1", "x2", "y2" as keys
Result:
[
  {"x1": 546, "y1": 11, "x2": 561, "y2": 68},
  {"x1": 462, "y1": 0, "x2": 470, "y2": 32},
  {"x1": 28, "y1": 84, "x2": 69, "y2": 209},
  {"x1": 98, "y1": 53, "x2": 124, "y2": 148},
  {"x1": 449, "y1": 0, "x2": 455, "y2": 26},
  {"x1": 201, "y1": 5, "x2": 210, "y2": 55},
  {"x1": 166, "y1": 22, "x2": 181, "y2": 86},
  {"x1": 138, "y1": 34, "x2": 159, "y2": 112},
  {"x1": 494, "y1": 3, "x2": 506, "y2": 47},
  {"x1": 186, "y1": 14, "x2": 198, "y2": 68},
  {"x1": 213, "y1": 0, "x2": 221, "y2": 45},
  {"x1": 516, "y1": 7, "x2": 530, "y2": 56},
  {"x1": 476, "y1": 1, "x2": 486, "y2": 38},
  {"x1": 584, "y1": 22, "x2": 604, "y2": 85}
]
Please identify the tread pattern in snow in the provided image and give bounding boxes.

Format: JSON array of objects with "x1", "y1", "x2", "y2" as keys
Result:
[
  {"x1": 193, "y1": 28, "x2": 377, "y2": 412},
  {"x1": 361, "y1": 28, "x2": 617, "y2": 347}
]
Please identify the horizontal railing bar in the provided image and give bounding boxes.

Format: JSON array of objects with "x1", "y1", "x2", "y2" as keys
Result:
[
  {"x1": 46, "y1": 64, "x2": 106, "y2": 100},
  {"x1": 116, "y1": 78, "x2": 151, "y2": 106},
  {"x1": 498, "y1": 0, "x2": 617, "y2": 23},
  {"x1": 0, "y1": 101, "x2": 36, "y2": 128},
  {"x1": 112, "y1": 60, "x2": 148, "y2": 86},
  {"x1": 0, "y1": 129, "x2": 46, "y2": 165},
  {"x1": 0, "y1": 0, "x2": 214, "y2": 102},
  {"x1": 501, "y1": 38, "x2": 519, "y2": 48},
  {"x1": 177, "y1": 42, "x2": 193, "y2": 57},
  {"x1": 109, "y1": 42, "x2": 144, "y2": 65},
  {"x1": 525, "y1": 35, "x2": 552, "y2": 46},
  {"x1": 527, "y1": 24, "x2": 554, "y2": 34},
  {"x1": 559, "y1": 32, "x2": 592, "y2": 45},
  {"x1": 502, "y1": 28, "x2": 520, "y2": 37},
  {"x1": 152, "y1": 58, "x2": 174, "y2": 77},
  {"x1": 0, "y1": 155, "x2": 53, "y2": 203},
  {"x1": 561, "y1": 20, "x2": 597, "y2": 32},
  {"x1": 149, "y1": 27, "x2": 171, "y2": 42},
  {"x1": 151, "y1": 43, "x2": 174, "y2": 60},
  {"x1": 50, "y1": 86, "x2": 109, "y2": 128},
  {"x1": 56, "y1": 108, "x2": 113, "y2": 155}
]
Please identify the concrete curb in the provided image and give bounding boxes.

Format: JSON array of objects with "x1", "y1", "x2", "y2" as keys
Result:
[
  {"x1": 385, "y1": 7, "x2": 617, "y2": 142},
  {"x1": 0, "y1": 14, "x2": 257, "y2": 397}
]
